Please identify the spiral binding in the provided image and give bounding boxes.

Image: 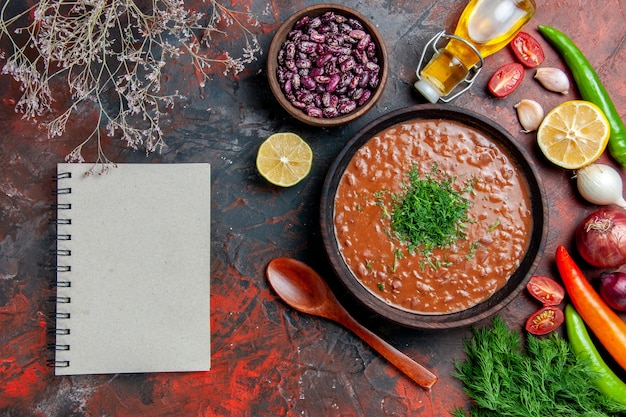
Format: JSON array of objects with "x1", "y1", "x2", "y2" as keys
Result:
[{"x1": 48, "y1": 170, "x2": 72, "y2": 369}]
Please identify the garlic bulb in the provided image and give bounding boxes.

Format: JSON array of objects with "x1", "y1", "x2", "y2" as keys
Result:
[
  {"x1": 535, "y1": 67, "x2": 570, "y2": 94},
  {"x1": 514, "y1": 99, "x2": 544, "y2": 133},
  {"x1": 576, "y1": 163, "x2": 626, "y2": 208}
]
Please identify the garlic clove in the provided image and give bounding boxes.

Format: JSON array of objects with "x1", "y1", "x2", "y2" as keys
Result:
[
  {"x1": 534, "y1": 67, "x2": 570, "y2": 94},
  {"x1": 514, "y1": 99, "x2": 544, "y2": 133}
]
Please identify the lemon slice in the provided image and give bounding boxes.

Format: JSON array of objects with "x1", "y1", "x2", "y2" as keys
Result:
[
  {"x1": 537, "y1": 100, "x2": 610, "y2": 169},
  {"x1": 256, "y1": 132, "x2": 313, "y2": 187}
]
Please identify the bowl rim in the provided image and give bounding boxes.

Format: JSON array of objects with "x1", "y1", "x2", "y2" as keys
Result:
[
  {"x1": 319, "y1": 103, "x2": 549, "y2": 329},
  {"x1": 267, "y1": 4, "x2": 389, "y2": 127}
]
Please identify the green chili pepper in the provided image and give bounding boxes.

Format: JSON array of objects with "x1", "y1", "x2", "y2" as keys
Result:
[
  {"x1": 538, "y1": 25, "x2": 626, "y2": 166},
  {"x1": 564, "y1": 304, "x2": 626, "y2": 407}
]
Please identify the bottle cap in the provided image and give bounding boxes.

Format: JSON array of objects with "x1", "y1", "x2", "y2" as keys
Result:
[{"x1": 414, "y1": 79, "x2": 441, "y2": 103}]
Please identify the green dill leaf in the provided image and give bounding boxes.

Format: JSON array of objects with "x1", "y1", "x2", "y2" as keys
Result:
[
  {"x1": 389, "y1": 165, "x2": 473, "y2": 253},
  {"x1": 451, "y1": 316, "x2": 626, "y2": 417}
]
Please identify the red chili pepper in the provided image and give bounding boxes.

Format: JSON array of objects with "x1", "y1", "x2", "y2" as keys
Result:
[{"x1": 555, "y1": 245, "x2": 626, "y2": 372}]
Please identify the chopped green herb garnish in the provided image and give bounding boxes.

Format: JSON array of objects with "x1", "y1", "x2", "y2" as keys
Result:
[
  {"x1": 390, "y1": 165, "x2": 473, "y2": 253},
  {"x1": 488, "y1": 217, "x2": 501, "y2": 232},
  {"x1": 377, "y1": 282, "x2": 385, "y2": 291},
  {"x1": 465, "y1": 241, "x2": 481, "y2": 260},
  {"x1": 390, "y1": 248, "x2": 404, "y2": 272}
]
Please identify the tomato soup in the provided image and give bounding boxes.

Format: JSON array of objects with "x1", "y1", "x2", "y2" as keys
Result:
[{"x1": 334, "y1": 119, "x2": 533, "y2": 314}]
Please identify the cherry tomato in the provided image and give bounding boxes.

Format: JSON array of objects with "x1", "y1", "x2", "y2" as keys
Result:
[
  {"x1": 487, "y1": 62, "x2": 524, "y2": 98},
  {"x1": 527, "y1": 275, "x2": 565, "y2": 306},
  {"x1": 511, "y1": 32, "x2": 545, "y2": 68},
  {"x1": 525, "y1": 306, "x2": 564, "y2": 335}
]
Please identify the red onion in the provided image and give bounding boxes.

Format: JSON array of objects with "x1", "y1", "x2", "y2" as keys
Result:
[
  {"x1": 599, "y1": 272, "x2": 626, "y2": 311},
  {"x1": 575, "y1": 209, "x2": 626, "y2": 268}
]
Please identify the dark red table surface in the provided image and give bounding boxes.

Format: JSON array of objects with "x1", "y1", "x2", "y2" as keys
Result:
[{"x1": 1, "y1": 0, "x2": 626, "y2": 415}]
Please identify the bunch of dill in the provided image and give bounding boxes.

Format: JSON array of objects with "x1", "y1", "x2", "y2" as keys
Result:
[{"x1": 452, "y1": 316, "x2": 626, "y2": 417}]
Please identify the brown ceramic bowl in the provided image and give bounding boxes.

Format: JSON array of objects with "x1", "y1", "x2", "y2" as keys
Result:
[
  {"x1": 267, "y1": 4, "x2": 388, "y2": 127},
  {"x1": 319, "y1": 104, "x2": 548, "y2": 330}
]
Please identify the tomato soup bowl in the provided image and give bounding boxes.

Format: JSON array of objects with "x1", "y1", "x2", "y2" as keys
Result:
[
  {"x1": 320, "y1": 104, "x2": 548, "y2": 330},
  {"x1": 267, "y1": 4, "x2": 388, "y2": 127}
]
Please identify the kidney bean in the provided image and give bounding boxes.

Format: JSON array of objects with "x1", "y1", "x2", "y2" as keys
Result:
[
  {"x1": 325, "y1": 62, "x2": 340, "y2": 76},
  {"x1": 283, "y1": 79, "x2": 292, "y2": 94},
  {"x1": 316, "y1": 53, "x2": 333, "y2": 68},
  {"x1": 359, "y1": 72, "x2": 370, "y2": 88},
  {"x1": 365, "y1": 61, "x2": 379, "y2": 72},
  {"x1": 321, "y1": 92, "x2": 332, "y2": 107},
  {"x1": 321, "y1": 12, "x2": 334, "y2": 23},
  {"x1": 306, "y1": 106, "x2": 323, "y2": 117},
  {"x1": 314, "y1": 94, "x2": 322, "y2": 108},
  {"x1": 309, "y1": 67, "x2": 324, "y2": 78},
  {"x1": 338, "y1": 100, "x2": 357, "y2": 114},
  {"x1": 309, "y1": 16, "x2": 322, "y2": 28},
  {"x1": 333, "y1": 14, "x2": 346, "y2": 24},
  {"x1": 288, "y1": 30, "x2": 302, "y2": 43},
  {"x1": 358, "y1": 89, "x2": 372, "y2": 106},
  {"x1": 352, "y1": 88, "x2": 364, "y2": 101},
  {"x1": 327, "y1": 74, "x2": 341, "y2": 92},
  {"x1": 309, "y1": 30, "x2": 325, "y2": 43},
  {"x1": 296, "y1": 58, "x2": 312, "y2": 69},
  {"x1": 339, "y1": 72, "x2": 353, "y2": 87},
  {"x1": 323, "y1": 107, "x2": 339, "y2": 118},
  {"x1": 298, "y1": 41, "x2": 317, "y2": 54},
  {"x1": 357, "y1": 34, "x2": 371, "y2": 51},
  {"x1": 348, "y1": 18, "x2": 363, "y2": 30},
  {"x1": 285, "y1": 59, "x2": 296, "y2": 72},
  {"x1": 369, "y1": 72, "x2": 380, "y2": 88},
  {"x1": 339, "y1": 56, "x2": 356, "y2": 72},
  {"x1": 315, "y1": 75, "x2": 331, "y2": 84},
  {"x1": 354, "y1": 49, "x2": 368, "y2": 64},
  {"x1": 291, "y1": 73, "x2": 301, "y2": 90},
  {"x1": 349, "y1": 74, "x2": 360, "y2": 90},
  {"x1": 295, "y1": 16, "x2": 310, "y2": 29},
  {"x1": 285, "y1": 42, "x2": 296, "y2": 59},
  {"x1": 296, "y1": 90, "x2": 311, "y2": 103},
  {"x1": 292, "y1": 100, "x2": 306, "y2": 109},
  {"x1": 350, "y1": 29, "x2": 366, "y2": 40},
  {"x1": 300, "y1": 75, "x2": 316, "y2": 90}
]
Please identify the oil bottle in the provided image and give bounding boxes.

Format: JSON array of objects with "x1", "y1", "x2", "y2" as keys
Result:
[{"x1": 414, "y1": 0, "x2": 536, "y2": 103}]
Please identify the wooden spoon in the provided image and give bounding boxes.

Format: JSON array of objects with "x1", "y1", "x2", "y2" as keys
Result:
[{"x1": 266, "y1": 257, "x2": 438, "y2": 389}]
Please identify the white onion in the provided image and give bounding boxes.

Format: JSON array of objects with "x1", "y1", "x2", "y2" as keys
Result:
[{"x1": 576, "y1": 163, "x2": 626, "y2": 208}]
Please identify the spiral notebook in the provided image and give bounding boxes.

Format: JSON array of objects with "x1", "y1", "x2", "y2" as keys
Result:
[{"x1": 52, "y1": 163, "x2": 211, "y2": 375}]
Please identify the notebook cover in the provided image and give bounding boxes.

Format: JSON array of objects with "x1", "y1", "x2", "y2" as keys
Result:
[{"x1": 53, "y1": 163, "x2": 211, "y2": 375}]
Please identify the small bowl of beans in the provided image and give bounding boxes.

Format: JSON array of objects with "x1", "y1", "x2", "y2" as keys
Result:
[{"x1": 267, "y1": 4, "x2": 388, "y2": 127}]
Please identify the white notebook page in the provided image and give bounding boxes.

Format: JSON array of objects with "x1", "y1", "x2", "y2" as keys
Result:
[{"x1": 54, "y1": 163, "x2": 211, "y2": 375}]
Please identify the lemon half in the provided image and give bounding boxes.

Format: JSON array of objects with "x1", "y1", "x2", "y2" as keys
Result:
[
  {"x1": 256, "y1": 132, "x2": 313, "y2": 187},
  {"x1": 537, "y1": 100, "x2": 610, "y2": 169}
]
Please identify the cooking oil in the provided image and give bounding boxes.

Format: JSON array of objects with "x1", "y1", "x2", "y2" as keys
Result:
[{"x1": 415, "y1": 0, "x2": 536, "y2": 103}]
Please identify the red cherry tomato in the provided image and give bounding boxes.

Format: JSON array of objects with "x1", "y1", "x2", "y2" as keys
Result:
[
  {"x1": 526, "y1": 275, "x2": 565, "y2": 306},
  {"x1": 487, "y1": 62, "x2": 524, "y2": 98},
  {"x1": 525, "y1": 306, "x2": 564, "y2": 335},
  {"x1": 510, "y1": 32, "x2": 545, "y2": 68}
]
